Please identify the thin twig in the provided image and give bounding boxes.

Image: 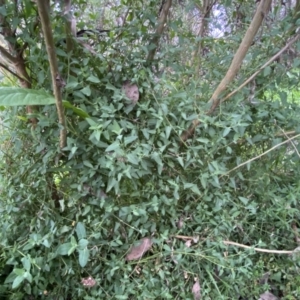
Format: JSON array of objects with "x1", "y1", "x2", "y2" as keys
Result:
[
  {"x1": 222, "y1": 133, "x2": 300, "y2": 176},
  {"x1": 0, "y1": 62, "x2": 24, "y2": 82},
  {"x1": 221, "y1": 33, "x2": 300, "y2": 103},
  {"x1": 277, "y1": 125, "x2": 300, "y2": 158},
  {"x1": 172, "y1": 236, "x2": 295, "y2": 254},
  {"x1": 223, "y1": 241, "x2": 293, "y2": 254}
]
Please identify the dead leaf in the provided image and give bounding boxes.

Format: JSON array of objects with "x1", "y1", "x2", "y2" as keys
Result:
[
  {"x1": 81, "y1": 276, "x2": 96, "y2": 287},
  {"x1": 184, "y1": 270, "x2": 188, "y2": 279},
  {"x1": 177, "y1": 216, "x2": 184, "y2": 228},
  {"x1": 122, "y1": 81, "x2": 139, "y2": 105},
  {"x1": 126, "y1": 237, "x2": 153, "y2": 261},
  {"x1": 259, "y1": 291, "x2": 278, "y2": 300},
  {"x1": 134, "y1": 265, "x2": 141, "y2": 274},
  {"x1": 192, "y1": 277, "x2": 201, "y2": 300},
  {"x1": 259, "y1": 272, "x2": 270, "y2": 285},
  {"x1": 185, "y1": 240, "x2": 192, "y2": 248},
  {"x1": 192, "y1": 236, "x2": 199, "y2": 243}
]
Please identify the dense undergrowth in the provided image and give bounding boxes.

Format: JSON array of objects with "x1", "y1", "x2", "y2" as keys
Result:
[
  {"x1": 1, "y1": 77, "x2": 300, "y2": 299},
  {"x1": 0, "y1": 1, "x2": 300, "y2": 299}
]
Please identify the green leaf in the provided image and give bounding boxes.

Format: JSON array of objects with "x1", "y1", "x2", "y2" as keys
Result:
[
  {"x1": 12, "y1": 275, "x2": 25, "y2": 289},
  {"x1": 239, "y1": 197, "x2": 249, "y2": 205},
  {"x1": 0, "y1": 88, "x2": 89, "y2": 118},
  {"x1": 62, "y1": 100, "x2": 89, "y2": 118},
  {"x1": 184, "y1": 183, "x2": 201, "y2": 195},
  {"x1": 86, "y1": 118, "x2": 98, "y2": 127},
  {"x1": 263, "y1": 66, "x2": 272, "y2": 76},
  {"x1": 14, "y1": 268, "x2": 25, "y2": 276},
  {"x1": 124, "y1": 136, "x2": 138, "y2": 145},
  {"x1": 83, "y1": 160, "x2": 94, "y2": 168},
  {"x1": 76, "y1": 222, "x2": 87, "y2": 239},
  {"x1": 23, "y1": 272, "x2": 32, "y2": 283},
  {"x1": 151, "y1": 152, "x2": 162, "y2": 166},
  {"x1": 111, "y1": 120, "x2": 122, "y2": 134},
  {"x1": 4, "y1": 271, "x2": 17, "y2": 284},
  {"x1": 177, "y1": 157, "x2": 184, "y2": 167},
  {"x1": 0, "y1": 88, "x2": 56, "y2": 106},
  {"x1": 87, "y1": 75, "x2": 100, "y2": 83},
  {"x1": 57, "y1": 243, "x2": 73, "y2": 255},
  {"x1": 21, "y1": 257, "x2": 31, "y2": 272},
  {"x1": 78, "y1": 248, "x2": 89, "y2": 267},
  {"x1": 105, "y1": 141, "x2": 120, "y2": 152},
  {"x1": 223, "y1": 127, "x2": 231, "y2": 137},
  {"x1": 69, "y1": 234, "x2": 78, "y2": 248},
  {"x1": 196, "y1": 137, "x2": 209, "y2": 144},
  {"x1": 68, "y1": 244, "x2": 77, "y2": 256},
  {"x1": 165, "y1": 126, "x2": 172, "y2": 139},
  {"x1": 80, "y1": 86, "x2": 91, "y2": 96},
  {"x1": 106, "y1": 177, "x2": 118, "y2": 192},
  {"x1": 127, "y1": 153, "x2": 139, "y2": 165},
  {"x1": 78, "y1": 238, "x2": 89, "y2": 250}
]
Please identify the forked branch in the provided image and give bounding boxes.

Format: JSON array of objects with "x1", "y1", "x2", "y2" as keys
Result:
[{"x1": 181, "y1": 0, "x2": 272, "y2": 142}]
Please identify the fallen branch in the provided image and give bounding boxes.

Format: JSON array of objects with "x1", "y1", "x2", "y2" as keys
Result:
[
  {"x1": 223, "y1": 241, "x2": 293, "y2": 254},
  {"x1": 172, "y1": 235, "x2": 295, "y2": 254}
]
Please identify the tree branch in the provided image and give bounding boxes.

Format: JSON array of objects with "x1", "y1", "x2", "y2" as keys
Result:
[
  {"x1": 221, "y1": 133, "x2": 300, "y2": 177},
  {"x1": 221, "y1": 33, "x2": 300, "y2": 103},
  {"x1": 37, "y1": 0, "x2": 67, "y2": 149},
  {"x1": 63, "y1": 0, "x2": 76, "y2": 52},
  {"x1": 0, "y1": 61, "x2": 24, "y2": 81},
  {"x1": 181, "y1": 0, "x2": 272, "y2": 142},
  {"x1": 146, "y1": 0, "x2": 172, "y2": 63},
  {"x1": 0, "y1": 44, "x2": 18, "y2": 63}
]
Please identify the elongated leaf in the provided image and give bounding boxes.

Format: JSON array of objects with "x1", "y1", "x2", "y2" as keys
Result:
[
  {"x1": 78, "y1": 248, "x2": 89, "y2": 267},
  {"x1": 76, "y1": 222, "x2": 87, "y2": 239},
  {"x1": 0, "y1": 88, "x2": 56, "y2": 105},
  {"x1": 12, "y1": 275, "x2": 25, "y2": 289},
  {"x1": 0, "y1": 88, "x2": 89, "y2": 118},
  {"x1": 62, "y1": 100, "x2": 89, "y2": 118}
]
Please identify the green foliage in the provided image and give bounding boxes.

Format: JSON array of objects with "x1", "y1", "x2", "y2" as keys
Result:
[
  {"x1": 0, "y1": 88, "x2": 89, "y2": 118},
  {"x1": 0, "y1": 0, "x2": 300, "y2": 299}
]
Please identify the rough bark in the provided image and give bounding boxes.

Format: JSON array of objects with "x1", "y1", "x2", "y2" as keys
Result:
[{"x1": 0, "y1": 0, "x2": 36, "y2": 122}]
